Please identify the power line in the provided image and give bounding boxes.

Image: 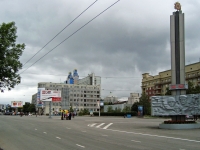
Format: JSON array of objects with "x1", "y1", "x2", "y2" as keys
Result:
[
  {"x1": 22, "y1": 0, "x2": 98, "y2": 67},
  {"x1": 19, "y1": 0, "x2": 120, "y2": 74}
]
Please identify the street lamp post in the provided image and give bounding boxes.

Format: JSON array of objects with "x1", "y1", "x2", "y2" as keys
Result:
[{"x1": 49, "y1": 101, "x2": 52, "y2": 119}]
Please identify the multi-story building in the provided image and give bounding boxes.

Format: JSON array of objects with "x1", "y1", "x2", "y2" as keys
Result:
[
  {"x1": 34, "y1": 72, "x2": 101, "y2": 115},
  {"x1": 31, "y1": 93, "x2": 37, "y2": 106},
  {"x1": 103, "y1": 92, "x2": 118, "y2": 104},
  {"x1": 127, "y1": 93, "x2": 140, "y2": 104},
  {"x1": 141, "y1": 62, "x2": 200, "y2": 97},
  {"x1": 78, "y1": 73, "x2": 101, "y2": 85}
]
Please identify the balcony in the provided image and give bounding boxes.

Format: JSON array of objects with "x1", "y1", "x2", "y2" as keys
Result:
[
  {"x1": 154, "y1": 86, "x2": 161, "y2": 89},
  {"x1": 186, "y1": 74, "x2": 200, "y2": 80},
  {"x1": 154, "y1": 82, "x2": 162, "y2": 85}
]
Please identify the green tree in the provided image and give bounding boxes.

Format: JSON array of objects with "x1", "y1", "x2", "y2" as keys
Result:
[
  {"x1": 131, "y1": 101, "x2": 140, "y2": 112},
  {"x1": 194, "y1": 85, "x2": 200, "y2": 94},
  {"x1": 28, "y1": 104, "x2": 36, "y2": 113},
  {"x1": 139, "y1": 93, "x2": 151, "y2": 115},
  {"x1": 107, "y1": 106, "x2": 113, "y2": 112},
  {"x1": 165, "y1": 87, "x2": 171, "y2": 95},
  {"x1": 104, "y1": 102, "x2": 109, "y2": 105},
  {"x1": 186, "y1": 81, "x2": 196, "y2": 94},
  {"x1": 114, "y1": 107, "x2": 121, "y2": 112},
  {"x1": 0, "y1": 22, "x2": 25, "y2": 92},
  {"x1": 122, "y1": 106, "x2": 131, "y2": 112},
  {"x1": 23, "y1": 103, "x2": 30, "y2": 113}
]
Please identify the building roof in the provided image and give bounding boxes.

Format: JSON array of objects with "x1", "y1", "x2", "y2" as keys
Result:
[{"x1": 118, "y1": 97, "x2": 128, "y2": 102}]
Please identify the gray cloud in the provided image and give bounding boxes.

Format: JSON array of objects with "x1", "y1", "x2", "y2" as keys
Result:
[{"x1": 0, "y1": 0, "x2": 199, "y2": 103}]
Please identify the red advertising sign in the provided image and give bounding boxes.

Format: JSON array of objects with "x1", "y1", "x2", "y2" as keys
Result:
[
  {"x1": 52, "y1": 97, "x2": 61, "y2": 102},
  {"x1": 169, "y1": 84, "x2": 188, "y2": 90}
]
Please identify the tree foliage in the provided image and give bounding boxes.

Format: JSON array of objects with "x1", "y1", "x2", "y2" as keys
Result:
[
  {"x1": 107, "y1": 106, "x2": 114, "y2": 112},
  {"x1": 23, "y1": 103, "x2": 35, "y2": 113},
  {"x1": 165, "y1": 87, "x2": 171, "y2": 95},
  {"x1": 122, "y1": 106, "x2": 131, "y2": 112},
  {"x1": 186, "y1": 81, "x2": 200, "y2": 94},
  {"x1": 131, "y1": 93, "x2": 151, "y2": 115},
  {"x1": 0, "y1": 22, "x2": 25, "y2": 92}
]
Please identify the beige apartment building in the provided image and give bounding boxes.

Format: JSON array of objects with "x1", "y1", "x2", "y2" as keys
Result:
[
  {"x1": 127, "y1": 93, "x2": 139, "y2": 104},
  {"x1": 141, "y1": 62, "x2": 200, "y2": 97}
]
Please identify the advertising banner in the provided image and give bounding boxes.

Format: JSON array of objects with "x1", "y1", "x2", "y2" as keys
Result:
[
  {"x1": 138, "y1": 105, "x2": 143, "y2": 116},
  {"x1": 100, "y1": 100, "x2": 104, "y2": 106},
  {"x1": 40, "y1": 90, "x2": 61, "y2": 101},
  {"x1": 11, "y1": 101, "x2": 23, "y2": 108},
  {"x1": 52, "y1": 97, "x2": 61, "y2": 102},
  {"x1": 37, "y1": 88, "x2": 45, "y2": 107}
]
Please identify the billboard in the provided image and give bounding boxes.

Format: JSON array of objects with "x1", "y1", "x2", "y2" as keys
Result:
[
  {"x1": 52, "y1": 97, "x2": 61, "y2": 102},
  {"x1": 40, "y1": 90, "x2": 61, "y2": 102},
  {"x1": 11, "y1": 101, "x2": 23, "y2": 108},
  {"x1": 37, "y1": 88, "x2": 45, "y2": 107},
  {"x1": 138, "y1": 105, "x2": 143, "y2": 116}
]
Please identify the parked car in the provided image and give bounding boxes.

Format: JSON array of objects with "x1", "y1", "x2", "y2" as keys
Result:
[
  {"x1": 186, "y1": 115, "x2": 194, "y2": 120},
  {"x1": 0, "y1": 112, "x2": 3, "y2": 115},
  {"x1": 4, "y1": 112, "x2": 12, "y2": 115}
]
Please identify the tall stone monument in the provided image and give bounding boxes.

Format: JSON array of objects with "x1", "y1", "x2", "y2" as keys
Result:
[
  {"x1": 169, "y1": 2, "x2": 188, "y2": 121},
  {"x1": 150, "y1": 2, "x2": 200, "y2": 129}
]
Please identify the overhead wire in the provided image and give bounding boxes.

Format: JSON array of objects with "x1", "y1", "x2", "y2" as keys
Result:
[
  {"x1": 19, "y1": 0, "x2": 120, "y2": 74},
  {"x1": 22, "y1": 0, "x2": 98, "y2": 67}
]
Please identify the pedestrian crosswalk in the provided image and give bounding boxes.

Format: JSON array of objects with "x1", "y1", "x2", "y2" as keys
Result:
[{"x1": 88, "y1": 123, "x2": 113, "y2": 129}]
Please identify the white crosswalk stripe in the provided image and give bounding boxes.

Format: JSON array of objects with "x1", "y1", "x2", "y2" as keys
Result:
[
  {"x1": 103, "y1": 123, "x2": 113, "y2": 129},
  {"x1": 96, "y1": 123, "x2": 105, "y2": 128},
  {"x1": 88, "y1": 123, "x2": 113, "y2": 129}
]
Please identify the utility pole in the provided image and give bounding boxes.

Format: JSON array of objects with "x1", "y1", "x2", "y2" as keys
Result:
[{"x1": 49, "y1": 101, "x2": 52, "y2": 119}]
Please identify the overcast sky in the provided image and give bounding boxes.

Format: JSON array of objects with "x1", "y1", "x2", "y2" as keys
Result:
[{"x1": 0, "y1": 0, "x2": 200, "y2": 104}]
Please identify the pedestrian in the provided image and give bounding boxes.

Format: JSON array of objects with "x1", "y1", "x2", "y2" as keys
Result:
[
  {"x1": 124, "y1": 114, "x2": 126, "y2": 118},
  {"x1": 69, "y1": 112, "x2": 71, "y2": 120}
]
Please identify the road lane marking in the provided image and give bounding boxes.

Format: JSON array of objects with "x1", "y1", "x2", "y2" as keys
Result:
[
  {"x1": 82, "y1": 131, "x2": 86, "y2": 132},
  {"x1": 101, "y1": 134, "x2": 108, "y2": 136},
  {"x1": 103, "y1": 123, "x2": 113, "y2": 129},
  {"x1": 90, "y1": 123, "x2": 97, "y2": 127},
  {"x1": 35, "y1": 129, "x2": 37, "y2": 130},
  {"x1": 105, "y1": 129, "x2": 200, "y2": 143},
  {"x1": 96, "y1": 123, "x2": 105, "y2": 128},
  {"x1": 56, "y1": 137, "x2": 61, "y2": 139},
  {"x1": 76, "y1": 144, "x2": 85, "y2": 148},
  {"x1": 66, "y1": 127, "x2": 71, "y2": 129},
  {"x1": 131, "y1": 140, "x2": 141, "y2": 143},
  {"x1": 43, "y1": 132, "x2": 47, "y2": 134}
]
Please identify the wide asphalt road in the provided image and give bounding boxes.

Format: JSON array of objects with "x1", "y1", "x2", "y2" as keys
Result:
[{"x1": 0, "y1": 115, "x2": 200, "y2": 150}]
